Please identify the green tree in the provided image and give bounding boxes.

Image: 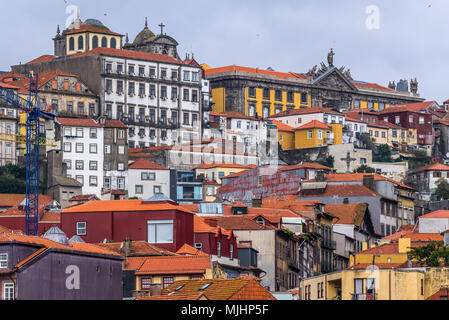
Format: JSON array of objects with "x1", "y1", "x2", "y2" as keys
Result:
[
  {"x1": 354, "y1": 165, "x2": 376, "y2": 173},
  {"x1": 0, "y1": 164, "x2": 27, "y2": 194},
  {"x1": 320, "y1": 155, "x2": 334, "y2": 168},
  {"x1": 408, "y1": 241, "x2": 449, "y2": 267},
  {"x1": 434, "y1": 178, "x2": 449, "y2": 200},
  {"x1": 373, "y1": 144, "x2": 393, "y2": 162},
  {"x1": 408, "y1": 151, "x2": 431, "y2": 170}
]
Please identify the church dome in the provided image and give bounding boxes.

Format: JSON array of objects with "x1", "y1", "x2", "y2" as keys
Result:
[
  {"x1": 84, "y1": 18, "x2": 107, "y2": 28},
  {"x1": 133, "y1": 18, "x2": 155, "y2": 45}
]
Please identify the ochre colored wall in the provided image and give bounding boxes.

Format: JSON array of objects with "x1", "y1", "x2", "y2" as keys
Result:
[
  {"x1": 278, "y1": 130, "x2": 294, "y2": 150},
  {"x1": 211, "y1": 88, "x2": 226, "y2": 113}
]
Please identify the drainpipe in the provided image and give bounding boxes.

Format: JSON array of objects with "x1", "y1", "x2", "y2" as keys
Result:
[{"x1": 389, "y1": 270, "x2": 391, "y2": 300}]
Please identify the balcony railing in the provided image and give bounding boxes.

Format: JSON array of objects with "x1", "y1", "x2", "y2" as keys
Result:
[
  {"x1": 321, "y1": 239, "x2": 336, "y2": 250},
  {"x1": 321, "y1": 262, "x2": 333, "y2": 273},
  {"x1": 352, "y1": 293, "x2": 376, "y2": 300}
]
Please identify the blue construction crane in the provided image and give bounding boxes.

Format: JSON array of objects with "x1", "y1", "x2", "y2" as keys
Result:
[{"x1": 0, "y1": 72, "x2": 55, "y2": 236}]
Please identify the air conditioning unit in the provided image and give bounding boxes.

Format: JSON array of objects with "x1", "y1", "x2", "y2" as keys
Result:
[
  {"x1": 150, "y1": 95, "x2": 155, "y2": 99},
  {"x1": 150, "y1": 75, "x2": 156, "y2": 79}
]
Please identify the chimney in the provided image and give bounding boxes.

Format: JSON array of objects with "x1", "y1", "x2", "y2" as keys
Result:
[
  {"x1": 316, "y1": 171, "x2": 326, "y2": 182},
  {"x1": 363, "y1": 175, "x2": 375, "y2": 191},
  {"x1": 123, "y1": 237, "x2": 132, "y2": 257}
]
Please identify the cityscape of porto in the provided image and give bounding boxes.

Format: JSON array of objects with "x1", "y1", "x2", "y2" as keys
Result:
[{"x1": 1, "y1": 0, "x2": 449, "y2": 311}]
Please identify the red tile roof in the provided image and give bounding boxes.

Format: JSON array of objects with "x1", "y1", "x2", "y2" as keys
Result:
[
  {"x1": 419, "y1": 210, "x2": 449, "y2": 219},
  {"x1": 0, "y1": 194, "x2": 28, "y2": 207},
  {"x1": 325, "y1": 203, "x2": 368, "y2": 225},
  {"x1": 352, "y1": 82, "x2": 395, "y2": 92},
  {"x1": 270, "y1": 119, "x2": 294, "y2": 132},
  {"x1": 295, "y1": 120, "x2": 330, "y2": 130},
  {"x1": 412, "y1": 162, "x2": 449, "y2": 172},
  {"x1": 103, "y1": 119, "x2": 127, "y2": 128},
  {"x1": 221, "y1": 169, "x2": 252, "y2": 180},
  {"x1": 129, "y1": 158, "x2": 168, "y2": 170},
  {"x1": 280, "y1": 162, "x2": 332, "y2": 171},
  {"x1": 161, "y1": 277, "x2": 276, "y2": 300},
  {"x1": 61, "y1": 199, "x2": 193, "y2": 214},
  {"x1": 270, "y1": 107, "x2": 341, "y2": 118},
  {"x1": 356, "y1": 240, "x2": 435, "y2": 255},
  {"x1": 205, "y1": 65, "x2": 306, "y2": 81},
  {"x1": 0, "y1": 195, "x2": 54, "y2": 217},
  {"x1": 300, "y1": 184, "x2": 380, "y2": 197},
  {"x1": 345, "y1": 116, "x2": 366, "y2": 124},
  {"x1": 26, "y1": 55, "x2": 55, "y2": 65},
  {"x1": 194, "y1": 215, "x2": 233, "y2": 236},
  {"x1": 379, "y1": 101, "x2": 437, "y2": 113},
  {"x1": 134, "y1": 255, "x2": 211, "y2": 275},
  {"x1": 0, "y1": 232, "x2": 121, "y2": 258},
  {"x1": 57, "y1": 117, "x2": 103, "y2": 127},
  {"x1": 210, "y1": 216, "x2": 275, "y2": 231},
  {"x1": 209, "y1": 111, "x2": 257, "y2": 121},
  {"x1": 64, "y1": 24, "x2": 123, "y2": 36},
  {"x1": 98, "y1": 241, "x2": 176, "y2": 257},
  {"x1": 176, "y1": 244, "x2": 209, "y2": 256},
  {"x1": 194, "y1": 163, "x2": 256, "y2": 170}
]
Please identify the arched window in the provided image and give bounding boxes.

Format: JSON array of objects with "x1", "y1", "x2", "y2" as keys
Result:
[
  {"x1": 78, "y1": 36, "x2": 83, "y2": 50},
  {"x1": 256, "y1": 217, "x2": 265, "y2": 225},
  {"x1": 92, "y1": 36, "x2": 98, "y2": 49},
  {"x1": 69, "y1": 37, "x2": 75, "y2": 51},
  {"x1": 101, "y1": 36, "x2": 107, "y2": 47},
  {"x1": 110, "y1": 38, "x2": 117, "y2": 49}
]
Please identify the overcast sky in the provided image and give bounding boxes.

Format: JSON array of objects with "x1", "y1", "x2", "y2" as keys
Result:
[{"x1": 1, "y1": 0, "x2": 448, "y2": 102}]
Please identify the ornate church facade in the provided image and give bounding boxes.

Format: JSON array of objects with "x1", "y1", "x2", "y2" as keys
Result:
[{"x1": 204, "y1": 49, "x2": 425, "y2": 118}]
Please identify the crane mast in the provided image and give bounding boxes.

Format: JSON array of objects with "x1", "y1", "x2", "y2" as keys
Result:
[{"x1": 0, "y1": 72, "x2": 55, "y2": 235}]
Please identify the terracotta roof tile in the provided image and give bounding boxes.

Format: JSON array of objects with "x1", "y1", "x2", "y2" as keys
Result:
[
  {"x1": 176, "y1": 244, "x2": 209, "y2": 256},
  {"x1": 412, "y1": 162, "x2": 449, "y2": 172},
  {"x1": 64, "y1": 24, "x2": 123, "y2": 36},
  {"x1": 162, "y1": 277, "x2": 276, "y2": 300},
  {"x1": 270, "y1": 107, "x2": 341, "y2": 118},
  {"x1": 98, "y1": 241, "x2": 176, "y2": 257},
  {"x1": 129, "y1": 158, "x2": 168, "y2": 170},
  {"x1": 379, "y1": 101, "x2": 437, "y2": 113},
  {"x1": 61, "y1": 199, "x2": 193, "y2": 214},
  {"x1": 270, "y1": 119, "x2": 294, "y2": 132},
  {"x1": 57, "y1": 117, "x2": 103, "y2": 127},
  {"x1": 419, "y1": 210, "x2": 449, "y2": 219},
  {"x1": 0, "y1": 232, "x2": 122, "y2": 258},
  {"x1": 134, "y1": 255, "x2": 211, "y2": 275},
  {"x1": 205, "y1": 65, "x2": 306, "y2": 81},
  {"x1": 26, "y1": 55, "x2": 55, "y2": 65},
  {"x1": 295, "y1": 120, "x2": 330, "y2": 130},
  {"x1": 325, "y1": 203, "x2": 367, "y2": 225},
  {"x1": 0, "y1": 194, "x2": 28, "y2": 207},
  {"x1": 300, "y1": 184, "x2": 380, "y2": 197}
]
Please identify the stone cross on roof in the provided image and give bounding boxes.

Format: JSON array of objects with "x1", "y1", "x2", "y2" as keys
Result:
[
  {"x1": 159, "y1": 22, "x2": 166, "y2": 35},
  {"x1": 341, "y1": 152, "x2": 357, "y2": 173}
]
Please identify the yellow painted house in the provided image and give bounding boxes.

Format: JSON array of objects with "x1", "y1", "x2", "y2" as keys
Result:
[
  {"x1": 301, "y1": 238, "x2": 449, "y2": 300},
  {"x1": 294, "y1": 120, "x2": 332, "y2": 149},
  {"x1": 270, "y1": 120, "x2": 295, "y2": 151}
]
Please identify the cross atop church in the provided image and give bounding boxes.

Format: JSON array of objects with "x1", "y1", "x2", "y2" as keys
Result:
[
  {"x1": 159, "y1": 22, "x2": 166, "y2": 35},
  {"x1": 341, "y1": 152, "x2": 357, "y2": 173}
]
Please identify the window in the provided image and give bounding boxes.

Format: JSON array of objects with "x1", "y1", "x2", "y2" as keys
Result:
[
  {"x1": 104, "y1": 145, "x2": 111, "y2": 154},
  {"x1": 248, "y1": 104, "x2": 256, "y2": 117},
  {"x1": 69, "y1": 37, "x2": 75, "y2": 51},
  {"x1": 118, "y1": 130, "x2": 125, "y2": 139},
  {"x1": 230, "y1": 244, "x2": 234, "y2": 260},
  {"x1": 0, "y1": 253, "x2": 7, "y2": 269},
  {"x1": 183, "y1": 71, "x2": 190, "y2": 81},
  {"x1": 160, "y1": 85, "x2": 167, "y2": 98},
  {"x1": 89, "y1": 161, "x2": 97, "y2": 171},
  {"x1": 118, "y1": 177, "x2": 125, "y2": 190},
  {"x1": 64, "y1": 142, "x2": 72, "y2": 152},
  {"x1": 118, "y1": 163, "x2": 125, "y2": 171},
  {"x1": 263, "y1": 88, "x2": 270, "y2": 100},
  {"x1": 217, "y1": 242, "x2": 222, "y2": 257},
  {"x1": 142, "y1": 172, "x2": 156, "y2": 180},
  {"x1": 128, "y1": 82, "x2": 135, "y2": 95},
  {"x1": 318, "y1": 130, "x2": 323, "y2": 140},
  {"x1": 3, "y1": 283, "x2": 14, "y2": 300},
  {"x1": 104, "y1": 177, "x2": 111, "y2": 189},
  {"x1": 194, "y1": 243, "x2": 203, "y2": 250},
  {"x1": 75, "y1": 160, "x2": 84, "y2": 170},
  {"x1": 163, "y1": 276, "x2": 174, "y2": 289},
  {"x1": 183, "y1": 89, "x2": 190, "y2": 101},
  {"x1": 301, "y1": 93, "x2": 308, "y2": 104},
  {"x1": 287, "y1": 91, "x2": 294, "y2": 103},
  {"x1": 192, "y1": 72, "x2": 199, "y2": 82},
  {"x1": 89, "y1": 176, "x2": 98, "y2": 186},
  {"x1": 89, "y1": 143, "x2": 97, "y2": 154},
  {"x1": 275, "y1": 90, "x2": 282, "y2": 101},
  {"x1": 148, "y1": 220, "x2": 173, "y2": 244},
  {"x1": 76, "y1": 222, "x2": 86, "y2": 235},
  {"x1": 101, "y1": 36, "x2": 107, "y2": 47},
  {"x1": 110, "y1": 38, "x2": 117, "y2": 49},
  {"x1": 118, "y1": 145, "x2": 125, "y2": 155},
  {"x1": 355, "y1": 279, "x2": 363, "y2": 294},
  {"x1": 183, "y1": 112, "x2": 190, "y2": 125},
  {"x1": 139, "y1": 83, "x2": 146, "y2": 96},
  {"x1": 192, "y1": 90, "x2": 198, "y2": 102},
  {"x1": 419, "y1": 117, "x2": 424, "y2": 124},
  {"x1": 248, "y1": 87, "x2": 256, "y2": 98},
  {"x1": 135, "y1": 185, "x2": 143, "y2": 194},
  {"x1": 154, "y1": 186, "x2": 161, "y2": 194},
  {"x1": 140, "y1": 277, "x2": 152, "y2": 290},
  {"x1": 308, "y1": 130, "x2": 312, "y2": 139},
  {"x1": 117, "y1": 80, "x2": 124, "y2": 94},
  {"x1": 90, "y1": 128, "x2": 97, "y2": 139},
  {"x1": 76, "y1": 143, "x2": 83, "y2": 153},
  {"x1": 171, "y1": 70, "x2": 178, "y2": 80},
  {"x1": 366, "y1": 278, "x2": 375, "y2": 294}
]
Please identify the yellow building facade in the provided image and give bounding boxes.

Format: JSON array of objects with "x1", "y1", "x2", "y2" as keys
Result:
[{"x1": 294, "y1": 121, "x2": 332, "y2": 149}]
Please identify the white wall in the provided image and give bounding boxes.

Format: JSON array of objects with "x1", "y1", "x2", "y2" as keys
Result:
[
  {"x1": 419, "y1": 217, "x2": 449, "y2": 234},
  {"x1": 128, "y1": 168, "x2": 170, "y2": 199}
]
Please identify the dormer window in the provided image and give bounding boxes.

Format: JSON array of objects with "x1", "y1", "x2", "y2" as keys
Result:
[{"x1": 256, "y1": 217, "x2": 265, "y2": 225}]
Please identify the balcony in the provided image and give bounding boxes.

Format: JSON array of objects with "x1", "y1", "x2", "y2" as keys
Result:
[
  {"x1": 321, "y1": 262, "x2": 333, "y2": 273},
  {"x1": 321, "y1": 239, "x2": 336, "y2": 250},
  {"x1": 325, "y1": 138, "x2": 334, "y2": 145},
  {"x1": 352, "y1": 293, "x2": 376, "y2": 300}
]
